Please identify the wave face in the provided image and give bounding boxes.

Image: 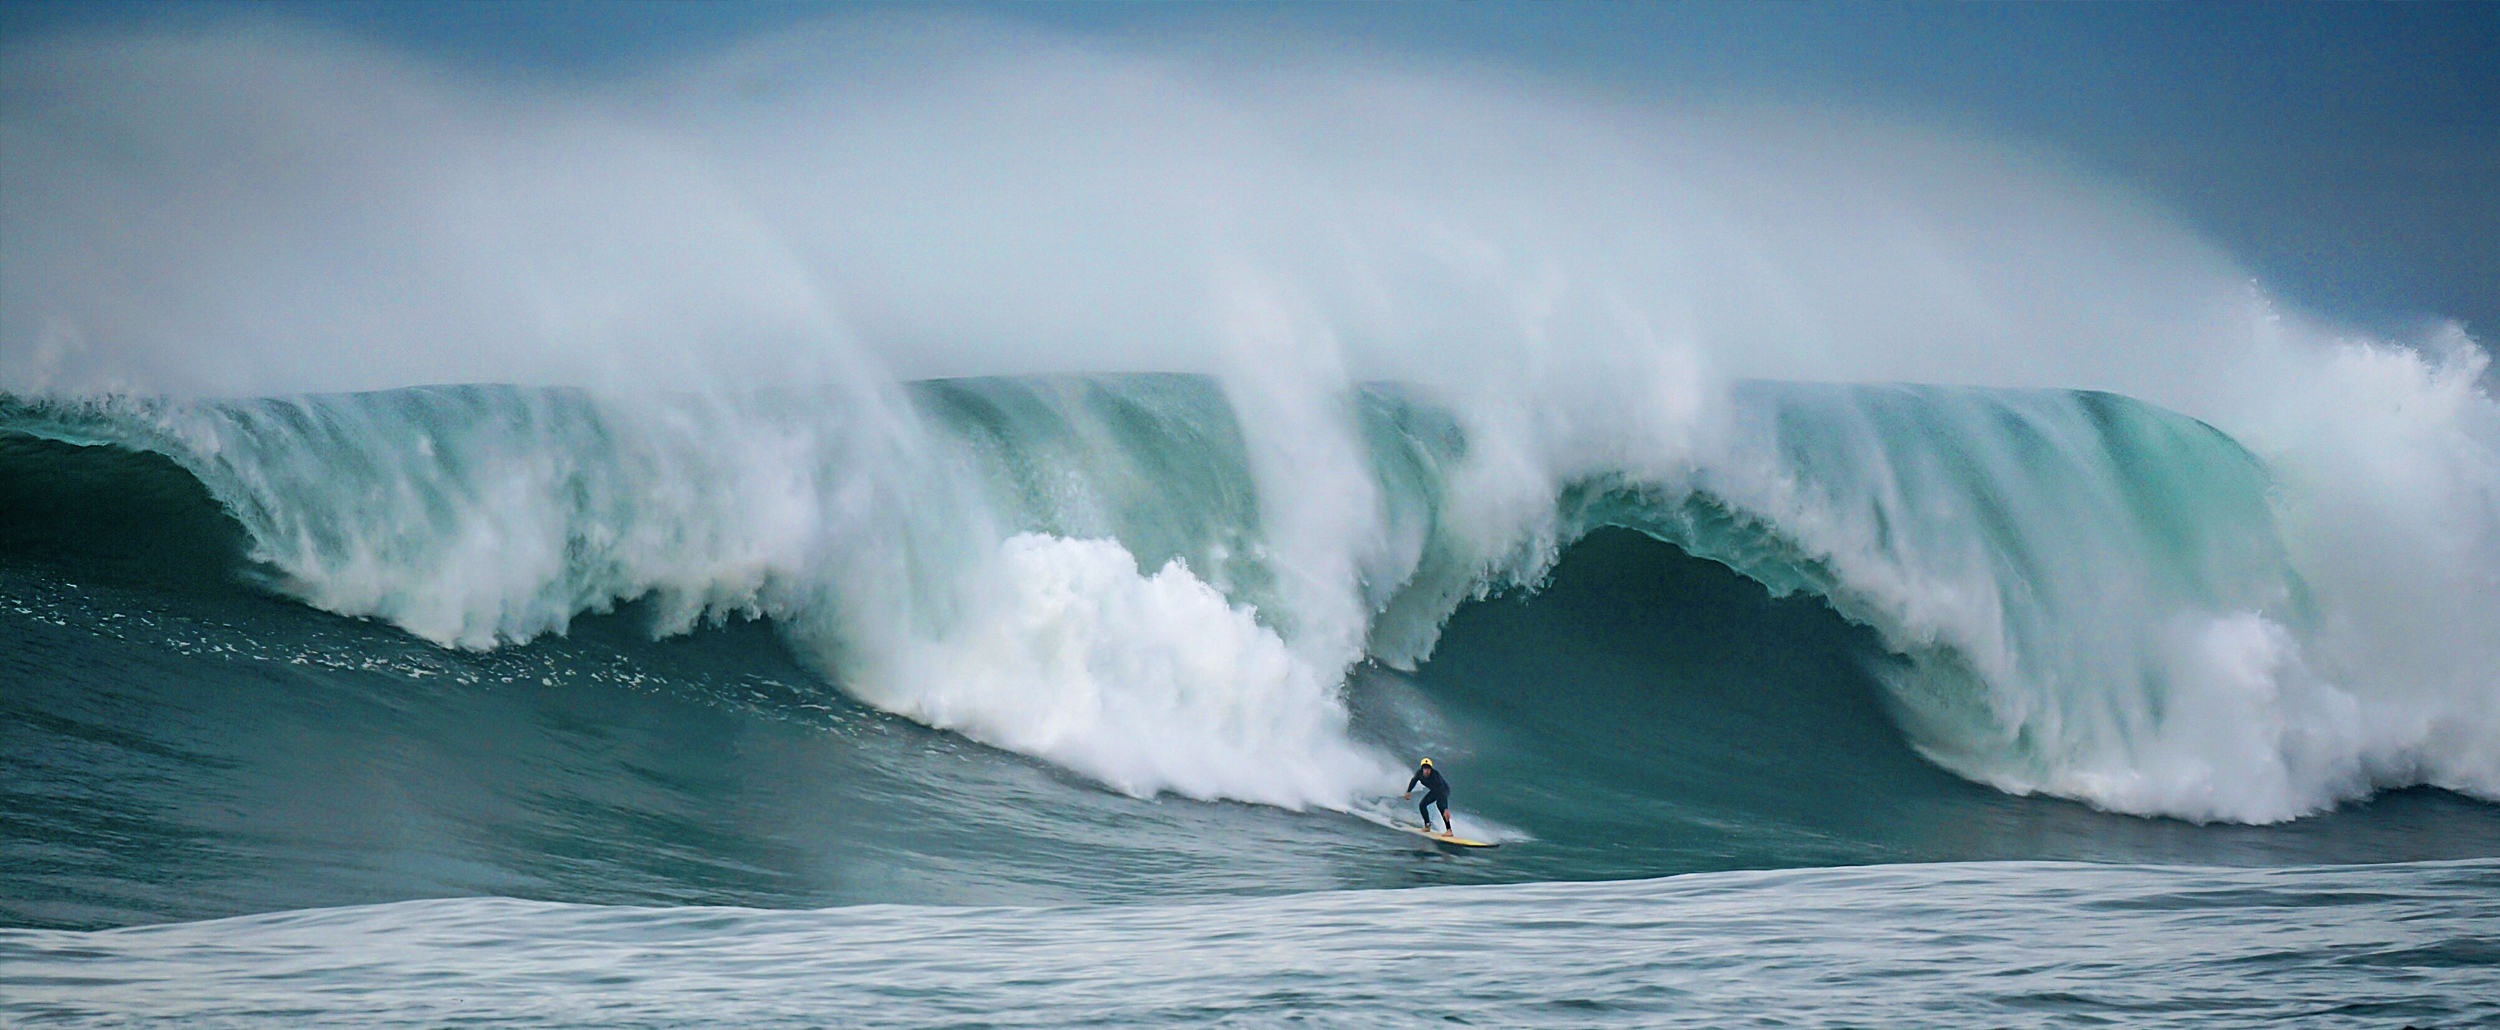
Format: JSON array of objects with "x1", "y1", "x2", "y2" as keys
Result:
[{"x1": 6, "y1": 372, "x2": 2494, "y2": 829}]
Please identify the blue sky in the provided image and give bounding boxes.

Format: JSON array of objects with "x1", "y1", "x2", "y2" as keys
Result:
[{"x1": 7, "y1": 1, "x2": 2494, "y2": 338}]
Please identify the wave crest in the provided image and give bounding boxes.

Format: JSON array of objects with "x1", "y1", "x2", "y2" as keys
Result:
[{"x1": 10, "y1": 371, "x2": 2492, "y2": 824}]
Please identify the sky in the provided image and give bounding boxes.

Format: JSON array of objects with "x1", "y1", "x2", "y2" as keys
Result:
[{"x1": 5, "y1": 0, "x2": 2494, "y2": 341}]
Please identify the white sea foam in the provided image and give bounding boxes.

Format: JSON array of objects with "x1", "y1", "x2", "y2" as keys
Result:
[{"x1": 844, "y1": 533, "x2": 1395, "y2": 808}]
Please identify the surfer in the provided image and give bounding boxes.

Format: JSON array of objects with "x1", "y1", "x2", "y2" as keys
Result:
[{"x1": 1402, "y1": 758, "x2": 1453, "y2": 835}]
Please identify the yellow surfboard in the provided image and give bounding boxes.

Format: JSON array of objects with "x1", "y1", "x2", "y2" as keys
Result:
[{"x1": 1398, "y1": 824, "x2": 1500, "y2": 848}]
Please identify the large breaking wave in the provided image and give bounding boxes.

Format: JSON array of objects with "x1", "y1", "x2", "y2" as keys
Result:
[
  {"x1": 6, "y1": 368, "x2": 2495, "y2": 824},
  {"x1": 4, "y1": 16, "x2": 2496, "y2": 826}
]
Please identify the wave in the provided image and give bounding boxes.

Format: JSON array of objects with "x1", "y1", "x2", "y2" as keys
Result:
[
  {"x1": 7, "y1": 372, "x2": 2493, "y2": 825},
  {"x1": 5, "y1": 18, "x2": 2496, "y2": 832}
]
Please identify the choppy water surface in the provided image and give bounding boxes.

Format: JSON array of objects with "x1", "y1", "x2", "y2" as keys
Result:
[{"x1": 7, "y1": 860, "x2": 2492, "y2": 1029}]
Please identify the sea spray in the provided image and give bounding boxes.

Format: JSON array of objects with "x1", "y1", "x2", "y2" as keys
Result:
[{"x1": 4, "y1": 16, "x2": 2495, "y2": 824}]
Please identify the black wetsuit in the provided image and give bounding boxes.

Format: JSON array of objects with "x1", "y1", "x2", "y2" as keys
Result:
[{"x1": 1407, "y1": 766, "x2": 1450, "y2": 825}]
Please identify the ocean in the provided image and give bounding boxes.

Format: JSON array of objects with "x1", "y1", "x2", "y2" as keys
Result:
[
  {"x1": 5, "y1": 376, "x2": 2497, "y2": 1026},
  {"x1": 7, "y1": 13, "x2": 2499, "y2": 1026}
]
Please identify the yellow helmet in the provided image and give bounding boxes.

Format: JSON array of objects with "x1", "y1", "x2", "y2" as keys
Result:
[{"x1": 1418, "y1": 758, "x2": 1433, "y2": 767}]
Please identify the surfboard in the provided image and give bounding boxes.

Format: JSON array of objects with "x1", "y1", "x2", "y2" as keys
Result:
[{"x1": 1397, "y1": 824, "x2": 1500, "y2": 848}]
